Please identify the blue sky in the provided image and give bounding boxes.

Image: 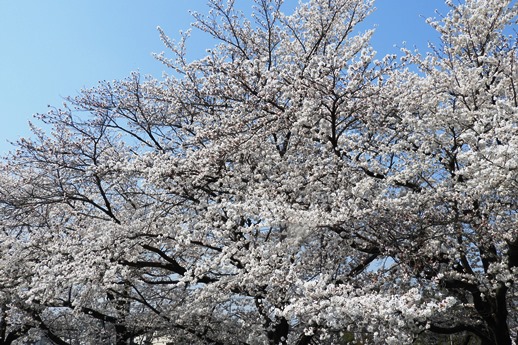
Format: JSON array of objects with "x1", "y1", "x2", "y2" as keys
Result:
[{"x1": 0, "y1": 0, "x2": 447, "y2": 155}]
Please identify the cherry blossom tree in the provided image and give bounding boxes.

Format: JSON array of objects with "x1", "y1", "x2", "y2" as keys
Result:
[
  {"x1": 0, "y1": 0, "x2": 516, "y2": 344},
  {"x1": 388, "y1": 1, "x2": 518, "y2": 343}
]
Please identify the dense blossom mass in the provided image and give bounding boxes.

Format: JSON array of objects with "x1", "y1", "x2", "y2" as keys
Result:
[{"x1": 0, "y1": 0, "x2": 517, "y2": 344}]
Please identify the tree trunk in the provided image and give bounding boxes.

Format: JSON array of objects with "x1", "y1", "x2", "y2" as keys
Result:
[
  {"x1": 267, "y1": 317, "x2": 289, "y2": 345},
  {"x1": 481, "y1": 284, "x2": 512, "y2": 345}
]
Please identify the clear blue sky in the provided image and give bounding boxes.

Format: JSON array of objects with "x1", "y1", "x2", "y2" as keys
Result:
[{"x1": 0, "y1": 0, "x2": 447, "y2": 155}]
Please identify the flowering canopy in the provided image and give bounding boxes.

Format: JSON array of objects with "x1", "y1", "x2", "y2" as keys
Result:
[{"x1": 0, "y1": 0, "x2": 517, "y2": 344}]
